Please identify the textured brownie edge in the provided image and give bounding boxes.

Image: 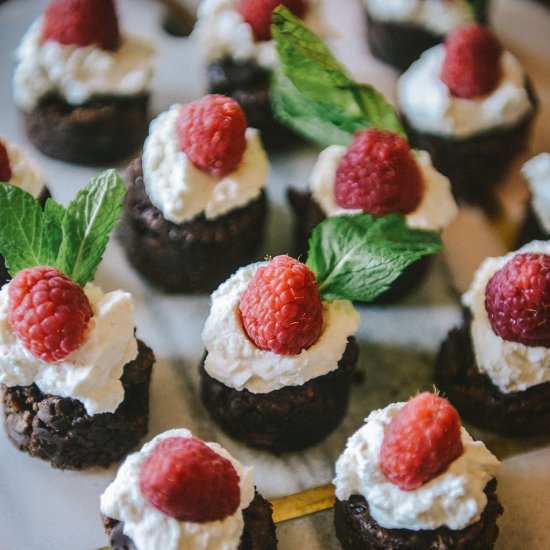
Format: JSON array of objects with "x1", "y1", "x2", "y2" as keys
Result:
[
  {"x1": 102, "y1": 490, "x2": 277, "y2": 550},
  {"x1": 435, "y1": 312, "x2": 550, "y2": 436},
  {"x1": 22, "y1": 93, "x2": 149, "y2": 165},
  {"x1": 287, "y1": 188, "x2": 434, "y2": 303},
  {"x1": 516, "y1": 203, "x2": 548, "y2": 248},
  {"x1": 200, "y1": 337, "x2": 359, "y2": 452},
  {"x1": 334, "y1": 479, "x2": 502, "y2": 550},
  {"x1": 2, "y1": 338, "x2": 154, "y2": 470},
  {"x1": 117, "y1": 157, "x2": 267, "y2": 294}
]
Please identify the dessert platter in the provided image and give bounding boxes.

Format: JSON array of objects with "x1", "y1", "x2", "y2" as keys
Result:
[{"x1": 0, "y1": 0, "x2": 549, "y2": 549}]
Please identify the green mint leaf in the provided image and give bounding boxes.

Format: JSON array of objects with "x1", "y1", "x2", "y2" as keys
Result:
[
  {"x1": 56, "y1": 169, "x2": 125, "y2": 286},
  {"x1": 271, "y1": 6, "x2": 405, "y2": 147},
  {"x1": 466, "y1": 0, "x2": 490, "y2": 22},
  {"x1": 43, "y1": 198, "x2": 65, "y2": 264},
  {"x1": 0, "y1": 183, "x2": 53, "y2": 276},
  {"x1": 306, "y1": 214, "x2": 443, "y2": 302}
]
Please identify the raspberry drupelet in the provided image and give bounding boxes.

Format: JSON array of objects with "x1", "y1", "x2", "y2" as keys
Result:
[{"x1": 0, "y1": 140, "x2": 12, "y2": 182}]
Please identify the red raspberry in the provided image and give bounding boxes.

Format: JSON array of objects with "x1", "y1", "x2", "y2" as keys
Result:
[
  {"x1": 239, "y1": 255, "x2": 323, "y2": 356},
  {"x1": 440, "y1": 23, "x2": 503, "y2": 99},
  {"x1": 239, "y1": 0, "x2": 308, "y2": 41},
  {"x1": 380, "y1": 393, "x2": 463, "y2": 491},
  {"x1": 139, "y1": 437, "x2": 240, "y2": 522},
  {"x1": 41, "y1": 0, "x2": 120, "y2": 51},
  {"x1": 8, "y1": 266, "x2": 92, "y2": 363},
  {"x1": 0, "y1": 140, "x2": 12, "y2": 182},
  {"x1": 485, "y1": 252, "x2": 550, "y2": 347},
  {"x1": 334, "y1": 129, "x2": 424, "y2": 216},
  {"x1": 176, "y1": 95, "x2": 247, "y2": 177}
]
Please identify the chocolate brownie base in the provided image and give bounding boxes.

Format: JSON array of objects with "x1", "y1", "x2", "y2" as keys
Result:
[
  {"x1": 435, "y1": 313, "x2": 550, "y2": 436},
  {"x1": 118, "y1": 157, "x2": 267, "y2": 293},
  {"x1": 287, "y1": 188, "x2": 433, "y2": 303},
  {"x1": 207, "y1": 59, "x2": 299, "y2": 149},
  {"x1": 102, "y1": 490, "x2": 277, "y2": 550},
  {"x1": 0, "y1": 185, "x2": 51, "y2": 286},
  {"x1": 200, "y1": 337, "x2": 359, "y2": 452},
  {"x1": 401, "y1": 83, "x2": 537, "y2": 213},
  {"x1": 516, "y1": 204, "x2": 548, "y2": 247},
  {"x1": 22, "y1": 93, "x2": 149, "y2": 165},
  {"x1": 334, "y1": 479, "x2": 502, "y2": 550},
  {"x1": 365, "y1": 6, "x2": 490, "y2": 72},
  {"x1": 2, "y1": 339, "x2": 154, "y2": 470}
]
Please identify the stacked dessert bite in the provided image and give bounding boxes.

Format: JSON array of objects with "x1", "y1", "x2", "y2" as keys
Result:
[
  {"x1": 0, "y1": 171, "x2": 154, "y2": 469},
  {"x1": 333, "y1": 393, "x2": 503, "y2": 549},
  {"x1": 193, "y1": 0, "x2": 325, "y2": 146},
  {"x1": 200, "y1": 214, "x2": 442, "y2": 452},
  {"x1": 0, "y1": 137, "x2": 50, "y2": 285},
  {"x1": 436, "y1": 241, "x2": 550, "y2": 435},
  {"x1": 362, "y1": 0, "x2": 490, "y2": 71},
  {"x1": 12, "y1": 0, "x2": 154, "y2": 165},
  {"x1": 118, "y1": 93, "x2": 269, "y2": 293},
  {"x1": 398, "y1": 23, "x2": 537, "y2": 210},
  {"x1": 100, "y1": 428, "x2": 277, "y2": 550}
]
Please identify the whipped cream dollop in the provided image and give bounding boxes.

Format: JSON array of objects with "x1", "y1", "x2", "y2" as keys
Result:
[
  {"x1": 194, "y1": 0, "x2": 327, "y2": 69},
  {"x1": 334, "y1": 402, "x2": 500, "y2": 531},
  {"x1": 13, "y1": 18, "x2": 154, "y2": 111},
  {"x1": 142, "y1": 105, "x2": 269, "y2": 224},
  {"x1": 310, "y1": 145, "x2": 457, "y2": 231},
  {"x1": 462, "y1": 240, "x2": 550, "y2": 393},
  {"x1": 364, "y1": 0, "x2": 474, "y2": 35},
  {"x1": 398, "y1": 44, "x2": 534, "y2": 138},
  {"x1": 202, "y1": 262, "x2": 360, "y2": 393},
  {"x1": 100, "y1": 428, "x2": 255, "y2": 550},
  {"x1": 522, "y1": 153, "x2": 550, "y2": 234},
  {"x1": 0, "y1": 282, "x2": 138, "y2": 415},
  {"x1": 1, "y1": 137, "x2": 45, "y2": 199}
]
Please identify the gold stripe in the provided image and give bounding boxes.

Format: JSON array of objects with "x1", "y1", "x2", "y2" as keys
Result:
[{"x1": 271, "y1": 483, "x2": 335, "y2": 523}]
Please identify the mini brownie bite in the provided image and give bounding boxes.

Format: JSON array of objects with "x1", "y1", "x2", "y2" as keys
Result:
[
  {"x1": 0, "y1": 137, "x2": 51, "y2": 286},
  {"x1": 362, "y1": 0, "x2": 490, "y2": 71},
  {"x1": 100, "y1": 428, "x2": 277, "y2": 550},
  {"x1": 200, "y1": 215, "x2": 443, "y2": 452},
  {"x1": 289, "y1": 128, "x2": 457, "y2": 302},
  {"x1": 516, "y1": 153, "x2": 550, "y2": 246},
  {"x1": 436, "y1": 241, "x2": 550, "y2": 436},
  {"x1": 193, "y1": 0, "x2": 324, "y2": 147},
  {"x1": 0, "y1": 171, "x2": 154, "y2": 469},
  {"x1": 118, "y1": 94, "x2": 269, "y2": 294},
  {"x1": 398, "y1": 23, "x2": 537, "y2": 211},
  {"x1": 12, "y1": 0, "x2": 154, "y2": 165},
  {"x1": 333, "y1": 393, "x2": 503, "y2": 549}
]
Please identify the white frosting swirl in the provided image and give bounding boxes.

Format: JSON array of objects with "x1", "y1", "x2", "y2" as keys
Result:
[
  {"x1": 1, "y1": 137, "x2": 45, "y2": 199},
  {"x1": 398, "y1": 44, "x2": 534, "y2": 138},
  {"x1": 309, "y1": 145, "x2": 457, "y2": 231},
  {"x1": 364, "y1": 0, "x2": 475, "y2": 35},
  {"x1": 100, "y1": 428, "x2": 255, "y2": 550},
  {"x1": 462, "y1": 240, "x2": 550, "y2": 393},
  {"x1": 13, "y1": 18, "x2": 154, "y2": 112},
  {"x1": 522, "y1": 153, "x2": 550, "y2": 234},
  {"x1": 0, "y1": 282, "x2": 138, "y2": 415},
  {"x1": 194, "y1": 0, "x2": 327, "y2": 69},
  {"x1": 202, "y1": 262, "x2": 360, "y2": 393},
  {"x1": 333, "y1": 402, "x2": 500, "y2": 531},
  {"x1": 142, "y1": 105, "x2": 269, "y2": 224}
]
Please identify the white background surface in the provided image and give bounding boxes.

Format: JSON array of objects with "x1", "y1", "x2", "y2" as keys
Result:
[{"x1": 0, "y1": 0, "x2": 549, "y2": 549}]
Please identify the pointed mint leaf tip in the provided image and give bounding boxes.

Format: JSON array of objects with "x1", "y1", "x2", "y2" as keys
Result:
[
  {"x1": 271, "y1": 6, "x2": 405, "y2": 147},
  {"x1": 306, "y1": 214, "x2": 443, "y2": 302}
]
